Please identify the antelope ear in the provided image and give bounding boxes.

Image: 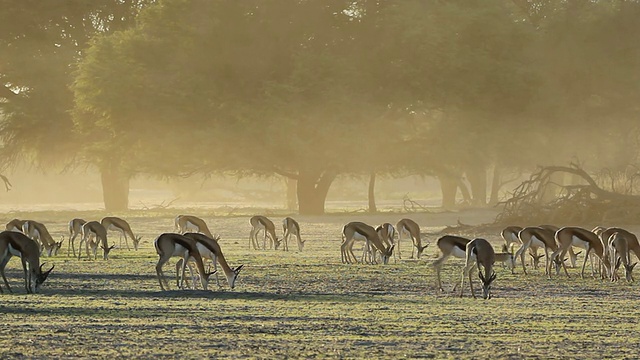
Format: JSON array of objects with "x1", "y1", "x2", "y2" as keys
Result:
[
  {"x1": 478, "y1": 270, "x2": 485, "y2": 282},
  {"x1": 574, "y1": 251, "x2": 582, "y2": 256},
  {"x1": 631, "y1": 262, "x2": 638, "y2": 270},
  {"x1": 615, "y1": 258, "x2": 622, "y2": 269},
  {"x1": 501, "y1": 244, "x2": 508, "y2": 253},
  {"x1": 235, "y1": 265, "x2": 244, "y2": 273}
]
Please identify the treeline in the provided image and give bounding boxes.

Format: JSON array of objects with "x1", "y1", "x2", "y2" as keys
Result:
[{"x1": 1, "y1": 1, "x2": 639, "y2": 214}]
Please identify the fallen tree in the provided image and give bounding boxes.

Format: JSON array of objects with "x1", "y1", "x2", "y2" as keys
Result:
[{"x1": 495, "y1": 164, "x2": 640, "y2": 225}]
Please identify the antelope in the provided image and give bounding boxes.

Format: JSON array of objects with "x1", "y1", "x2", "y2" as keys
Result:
[
  {"x1": 434, "y1": 235, "x2": 513, "y2": 292},
  {"x1": 154, "y1": 232, "x2": 214, "y2": 291},
  {"x1": 376, "y1": 223, "x2": 397, "y2": 262},
  {"x1": 539, "y1": 224, "x2": 580, "y2": 268},
  {"x1": 22, "y1": 220, "x2": 63, "y2": 257},
  {"x1": 182, "y1": 233, "x2": 244, "y2": 289},
  {"x1": 459, "y1": 238, "x2": 496, "y2": 299},
  {"x1": 396, "y1": 218, "x2": 429, "y2": 259},
  {"x1": 249, "y1": 215, "x2": 280, "y2": 250},
  {"x1": 5, "y1": 219, "x2": 26, "y2": 232},
  {"x1": 550, "y1": 227, "x2": 610, "y2": 279},
  {"x1": 68, "y1": 218, "x2": 86, "y2": 257},
  {"x1": 0, "y1": 231, "x2": 54, "y2": 294},
  {"x1": 501, "y1": 226, "x2": 543, "y2": 268},
  {"x1": 598, "y1": 227, "x2": 640, "y2": 261},
  {"x1": 174, "y1": 215, "x2": 215, "y2": 239},
  {"x1": 341, "y1": 222, "x2": 394, "y2": 265},
  {"x1": 607, "y1": 232, "x2": 636, "y2": 282},
  {"x1": 100, "y1": 217, "x2": 142, "y2": 251},
  {"x1": 78, "y1": 221, "x2": 114, "y2": 260},
  {"x1": 282, "y1": 217, "x2": 304, "y2": 252},
  {"x1": 515, "y1": 226, "x2": 564, "y2": 277}
]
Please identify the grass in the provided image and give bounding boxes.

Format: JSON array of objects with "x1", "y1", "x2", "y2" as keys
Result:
[{"x1": 1, "y1": 210, "x2": 639, "y2": 359}]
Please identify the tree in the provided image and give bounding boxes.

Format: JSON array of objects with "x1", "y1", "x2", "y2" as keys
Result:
[{"x1": 0, "y1": 1, "x2": 155, "y2": 210}]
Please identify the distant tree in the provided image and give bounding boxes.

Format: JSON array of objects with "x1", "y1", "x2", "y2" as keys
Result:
[{"x1": 0, "y1": 1, "x2": 155, "y2": 210}]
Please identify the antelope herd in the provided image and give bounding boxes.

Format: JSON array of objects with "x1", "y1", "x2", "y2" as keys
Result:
[{"x1": 0, "y1": 213, "x2": 638, "y2": 300}]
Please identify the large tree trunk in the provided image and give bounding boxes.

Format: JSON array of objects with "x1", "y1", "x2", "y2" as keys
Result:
[
  {"x1": 438, "y1": 173, "x2": 458, "y2": 210},
  {"x1": 286, "y1": 177, "x2": 297, "y2": 211},
  {"x1": 297, "y1": 170, "x2": 337, "y2": 215},
  {"x1": 489, "y1": 165, "x2": 502, "y2": 205},
  {"x1": 368, "y1": 172, "x2": 377, "y2": 213},
  {"x1": 99, "y1": 162, "x2": 130, "y2": 211},
  {"x1": 466, "y1": 165, "x2": 487, "y2": 206}
]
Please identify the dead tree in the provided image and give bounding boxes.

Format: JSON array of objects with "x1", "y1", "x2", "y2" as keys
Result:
[{"x1": 495, "y1": 164, "x2": 640, "y2": 225}]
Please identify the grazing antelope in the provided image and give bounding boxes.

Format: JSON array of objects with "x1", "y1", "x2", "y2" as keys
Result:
[
  {"x1": 5, "y1": 219, "x2": 26, "y2": 232},
  {"x1": 539, "y1": 224, "x2": 580, "y2": 268},
  {"x1": 550, "y1": 227, "x2": 610, "y2": 279},
  {"x1": 515, "y1": 226, "x2": 563, "y2": 277},
  {"x1": 249, "y1": 215, "x2": 280, "y2": 250},
  {"x1": 501, "y1": 226, "x2": 543, "y2": 268},
  {"x1": 100, "y1": 217, "x2": 142, "y2": 251},
  {"x1": 154, "y1": 232, "x2": 214, "y2": 291},
  {"x1": 0, "y1": 231, "x2": 54, "y2": 294},
  {"x1": 182, "y1": 233, "x2": 244, "y2": 289},
  {"x1": 341, "y1": 222, "x2": 394, "y2": 265},
  {"x1": 434, "y1": 235, "x2": 513, "y2": 292},
  {"x1": 376, "y1": 223, "x2": 397, "y2": 262},
  {"x1": 68, "y1": 218, "x2": 86, "y2": 257},
  {"x1": 396, "y1": 219, "x2": 429, "y2": 259},
  {"x1": 607, "y1": 232, "x2": 637, "y2": 282},
  {"x1": 22, "y1": 220, "x2": 63, "y2": 257},
  {"x1": 78, "y1": 221, "x2": 114, "y2": 260},
  {"x1": 174, "y1": 215, "x2": 215, "y2": 239},
  {"x1": 459, "y1": 238, "x2": 496, "y2": 299},
  {"x1": 282, "y1": 217, "x2": 304, "y2": 252},
  {"x1": 598, "y1": 227, "x2": 640, "y2": 262}
]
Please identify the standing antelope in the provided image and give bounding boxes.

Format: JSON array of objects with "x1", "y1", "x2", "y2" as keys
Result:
[
  {"x1": 376, "y1": 223, "x2": 397, "y2": 262},
  {"x1": 154, "y1": 232, "x2": 214, "y2": 291},
  {"x1": 22, "y1": 220, "x2": 63, "y2": 257},
  {"x1": 0, "y1": 231, "x2": 54, "y2": 294},
  {"x1": 282, "y1": 217, "x2": 304, "y2": 252},
  {"x1": 78, "y1": 221, "x2": 114, "y2": 260},
  {"x1": 434, "y1": 235, "x2": 513, "y2": 292},
  {"x1": 249, "y1": 215, "x2": 280, "y2": 250},
  {"x1": 182, "y1": 233, "x2": 244, "y2": 289},
  {"x1": 5, "y1": 219, "x2": 26, "y2": 232},
  {"x1": 100, "y1": 217, "x2": 142, "y2": 251},
  {"x1": 606, "y1": 231, "x2": 637, "y2": 282},
  {"x1": 459, "y1": 238, "x2": 496, "y2": 299},
  {"x1": 174, "y1": 215, "x2": 215, "y2": 239},
  {"x1": 68, "y1": 218, "x2": 86, "y2": 257},
  {"x1": 515, "y1": 226, "x2": 563, "y2": 277},
  {"x1": 550, "y1": 227, "x2": 610, "y2": 279},
  {"x1": 341, "y1": 222, "x2": 394, "y2": 265},
  {"x1": 396, "y1": 219, "x2": 429, "y2": 259}
]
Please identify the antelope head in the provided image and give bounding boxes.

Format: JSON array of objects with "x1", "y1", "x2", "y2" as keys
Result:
[
  {"x1": 381, "y1": 245, "x2": 395, "y2": 265},
  {"x1": 273, "y1": 237, "x2": 282, "y2": 250},
  {"x1": 529, "y1": 253, "x2": 545, "y2": 268},
  {"x1": 624, "y1": 262, "x2": 637, "y2": 282},
  {"x1": 100, "y1": 244, "x2": 116, "y2": 260},
  {"x1": 36, "y1": 263, "x2": 54, "y2": 290},
  {"x1": 133, "y1": 236, "x2": 143, "y2": 251},
  {"x1": 478, "y1": 270, "x2": 497, "y2": 300},
  {"x1": 416, "y1": 243, "x2": 429, "y2": 259},
  {"x1": 228, "y1": 265, "x2": 244, "y2": 289},
  {"x1": 298, "y1": 240, "x2": 305, "y2": 252}
]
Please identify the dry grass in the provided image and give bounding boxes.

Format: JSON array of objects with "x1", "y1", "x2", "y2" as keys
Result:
[{"x1": 1, "y1": 209, "x2": 639, "y2": 359}]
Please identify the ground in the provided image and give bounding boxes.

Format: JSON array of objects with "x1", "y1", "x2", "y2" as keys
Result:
[{"x1": 1, "y1": 208, "x2": 639, "y2": 359}]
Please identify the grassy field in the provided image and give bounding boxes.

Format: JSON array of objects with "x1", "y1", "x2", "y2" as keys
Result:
[{"x1": 1, "y1": 209, "x2": 640, "y2": 359}]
